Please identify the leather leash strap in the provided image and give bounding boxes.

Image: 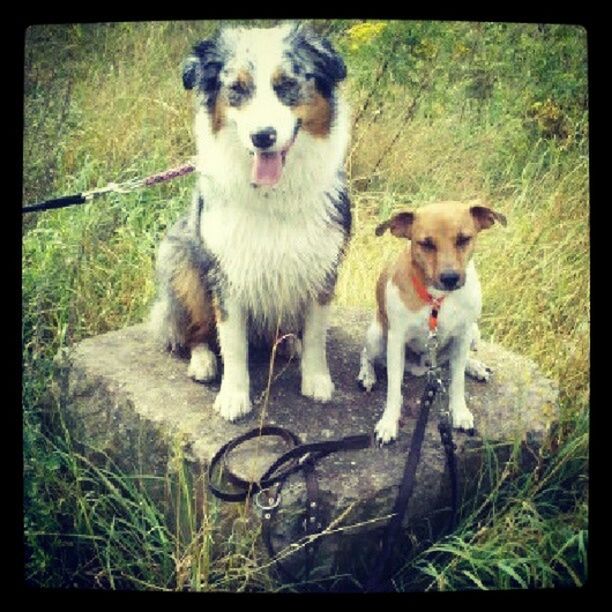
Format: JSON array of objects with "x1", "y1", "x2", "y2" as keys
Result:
[
  {"x1": 208, "y1": 425, "x2": 301, "y2": 502},
  {"x1": 208, "y1": 393, "x2": 457, "y2": 590},
  {"x1": 208, "y1": 425, "x2": 371, "y2": 584},
  {"x1": 365, "y1": 378, "x2": 445, "y2": 592}
]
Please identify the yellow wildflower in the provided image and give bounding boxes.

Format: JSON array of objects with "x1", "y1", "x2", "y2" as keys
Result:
[{"x1": 346, "y1": 21, "x2": 387, "y2": 51}]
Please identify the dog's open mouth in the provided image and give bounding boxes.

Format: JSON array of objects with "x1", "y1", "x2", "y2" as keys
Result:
[
  {"x1": 250, "y1": 122, "x2": 300, "y2": 188},
  {"x1": 251, "y1": 149, "x2": 289, "y2": 187}
]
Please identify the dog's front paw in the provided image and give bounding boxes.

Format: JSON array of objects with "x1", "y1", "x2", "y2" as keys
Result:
[
  {"x1": 301, "y1": 371, "x2": 335, "y2": 402},
  {"x1": 213, "y1": 386, "x2": 252, "y2": 421},
  {"x1": 374, "y1": 414, "x2": 399, "y2": 446},
  {"x1": 466, "y1": 357, "x2": 492, "y2": 382},
  {"x1": 450, "y1": 398, "x2": 474, "y2": 430},
  {"x1": 188, "y1": 345, "x2": 218, "y2": 382}
]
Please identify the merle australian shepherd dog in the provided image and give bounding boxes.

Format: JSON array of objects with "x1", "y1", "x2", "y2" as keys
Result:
[{"x1": 149, "y1": 22, "x2": 351, "y2": 421}]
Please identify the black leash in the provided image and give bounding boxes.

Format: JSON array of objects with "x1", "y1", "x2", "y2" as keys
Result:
[
  {"x1": 207, "y1": 377, "x2": 458, "y2": 591},
  {"x1": 365, "y1": 377, "x2": 453, "y2": 592},
  {"x1": 22, "y1": 193, "x2": 90, "y2": 214},
  {"x1": 208, "y1": 425, "x2": 372, "y2": 585},
  {"x1": 207, "y1": 307, "x2": 459, "y2": 591}
]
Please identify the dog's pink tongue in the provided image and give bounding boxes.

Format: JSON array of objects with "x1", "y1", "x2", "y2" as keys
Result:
[{"x1": 252, "y1": 151, "x2": 283, "y2": 186}]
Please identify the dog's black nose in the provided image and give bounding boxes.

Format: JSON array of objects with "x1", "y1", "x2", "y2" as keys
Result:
[
  {"x1": 251, "y1": 127, "x2": 277, "y2": 149},
  {"x1": 440, "y1": 271, "x2": 461, "y2": 290}
]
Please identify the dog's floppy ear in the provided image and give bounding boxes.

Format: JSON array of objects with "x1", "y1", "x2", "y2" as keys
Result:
[
  {"x1": 289, "y1": 22, "x2": 347, "y2": 97},
  {"x1": 469, "y1": 202, "x2": 507, "y2": 231},
  {"x1": 182, "y1": 38, "x2": 224, "y2": 103},
  {"x1": 375, "y1": 211, "x2": 415, "y2": 239}
]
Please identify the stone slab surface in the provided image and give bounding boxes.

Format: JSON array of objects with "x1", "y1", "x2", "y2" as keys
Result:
[{"x1": 60, "y1": 308, "x2": 558, "y2": 543}]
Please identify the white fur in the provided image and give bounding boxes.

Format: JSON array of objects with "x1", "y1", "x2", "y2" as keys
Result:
[
  {"x1": 188, "y1": 343, "x2": 218, "y2": 382},
  {"x1": 196, "y1": 88, "x2": 349, "y2": 331},
  {"x1": 224, "y1": 26, "x2": 305, "y2": 155},
  {"x1": 193, "y1": 27, "x2": 350, "y2": 418},
  {"x1": 301, "y1": 301, "x2": 335, "y2": 401},
  {"x1": 360, "y1": 261, "x2": 484, "y2": 444},
  {"x1": 213, "y1": 298, "x2": 252, "y2": 421}
]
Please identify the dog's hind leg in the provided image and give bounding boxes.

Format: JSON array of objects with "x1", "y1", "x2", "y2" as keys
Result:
[
  {"x1": 465, "y1": 322, "x2": 492, "y2": 382},
  {"x1": 149, "y1": 218, "x2": 218, "y2": 380},
  {"x1": 357, "y1": 316, "x2": 384, "y2": 391},
  {"x1": 465, "y1": 357, "x2": 492, "y2": 382},
  {"x1": 149, "y1": 290, "x2": 186, "y2": 355}
]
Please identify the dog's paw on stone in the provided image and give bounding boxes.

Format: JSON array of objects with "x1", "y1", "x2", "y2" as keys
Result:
[
  {"x1": 357, "y1": 361, "x2": 377, "y2": 392},
  {"x1": 301, "y1": 371, "x2": 335, "y2": 402},
  {"x1": 213, "y1": 387, "x2": 252, "y2": 421},
  {"x1": 188, "y1": 345, "x2": 218, "y2": 382},
  {"x1": 374, "y1": 415, "x2": 399, "y2": 446},
  {"x1": 450, "y1": 399, "x2": 475, "y2": 431},
  {"x1": 465, "y1": 357, "x2": 493, "y2": 382}
]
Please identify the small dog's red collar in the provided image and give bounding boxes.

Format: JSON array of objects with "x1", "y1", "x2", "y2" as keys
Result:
[{"x1": 411, "y1": 274, "x2": 445, "y2": 331}]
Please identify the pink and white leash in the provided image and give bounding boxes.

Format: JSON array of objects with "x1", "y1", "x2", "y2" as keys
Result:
[{"x1": 23, "y1": 159, "x2": 197, "y2": 214}]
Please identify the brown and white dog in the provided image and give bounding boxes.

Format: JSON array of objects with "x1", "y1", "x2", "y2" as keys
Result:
[
  {"x1": 357, "y1": 200, "x2": 506, "y2": 445},
  {"x1": 149, "y1": 23, "x2": 351, "y2": 421}
]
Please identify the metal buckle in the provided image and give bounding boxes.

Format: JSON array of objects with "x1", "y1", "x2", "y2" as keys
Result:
[
  {"x1": 302, "y1": 510, "x2": 322, "y2": 533},
  {"x1": 254, "y1": 487, "x2": 281, "y2": 511}
]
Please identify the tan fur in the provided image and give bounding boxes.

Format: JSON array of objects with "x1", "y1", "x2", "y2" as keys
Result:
[
  {"x1": 380, "y1": 200, "x2": 504, "y2": 305},
  {"x1": 212, "y1": 295, "x2": 227, "y2": 323},
  {"x1": 391, "y1": 248, "x2": 429, "y2": 312},
  {"x1": 271, "y1": 67, "x2": 289, "y2": 88},
  {"x1": 236, "y1": 68, "x2": 254, "y2": 89},
  {"x1": 210, "y1": 69, "x2": 255, "y2": 134},
  {"x1": 171, "y1": 265, "x2": 216, "y2": 347},
  {"x1": 375, "y1": 268, "x2": 389, "y2": 329},
  {"x1": 293, "y1": 89, "x2": 332, "y2": 137},
  {"x1": 409, "y1": 201, "x2": 479, "y2": 288},
  {"x1": 211, "y1": 96, "x2": 226, "y2": 134}
]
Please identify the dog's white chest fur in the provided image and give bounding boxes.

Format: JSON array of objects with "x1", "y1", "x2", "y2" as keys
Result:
[
  {"x1": 200, "y1": 191, "x2": 345, "y2": 328},
  {"x1": 386, "y1": 260, "x2": 482, "y2": 351}
]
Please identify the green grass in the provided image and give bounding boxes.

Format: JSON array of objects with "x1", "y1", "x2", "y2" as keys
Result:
[
  {"x1": 398, "y1": 408, "x2": 589, "y2": 591},
  {"x1": 22, "y1": 20, "x2": 589, "y2": 591}
]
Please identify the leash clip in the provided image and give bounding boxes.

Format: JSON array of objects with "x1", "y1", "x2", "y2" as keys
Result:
[
  {"x1": 426, "y1": 330, "x2": 439, "y2": 366},
  {"x1": 425, "y1": 329, "x2": 446, "y2": 397},
  {"x1": 438, "y1": 401, "x2": 451, "y2": 425}
]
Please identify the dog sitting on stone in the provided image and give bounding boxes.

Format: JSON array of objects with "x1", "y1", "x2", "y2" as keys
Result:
[
  {"x1": 149, "y1": 22, "x2": 351, "y2": 421},
  {"x1": 357, "y1": 200, "x2": 506, "y2": 445}
]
